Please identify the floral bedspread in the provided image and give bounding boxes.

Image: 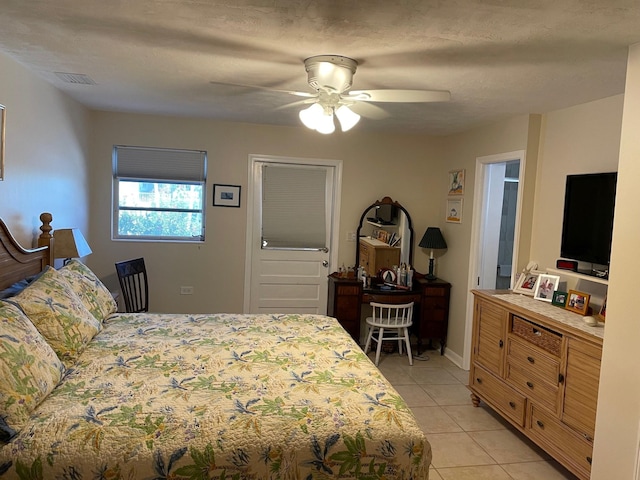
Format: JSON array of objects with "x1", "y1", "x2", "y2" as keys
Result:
[{"x1": 0, "y1": 313, "x2": 430, "y2": 479}]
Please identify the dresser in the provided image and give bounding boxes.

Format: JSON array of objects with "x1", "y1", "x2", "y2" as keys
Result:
[
  {"x1": 470, "y1": 290, "x2": 603, "y2": 480},
  {"x1": 328, "y1": 273, "x2": 451, "y2": 354},
  {"x1": 358, "y1": 237, "x2": 401, "y2": 277}
]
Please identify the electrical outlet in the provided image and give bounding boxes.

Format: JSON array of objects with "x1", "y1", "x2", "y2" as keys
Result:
[
  {"x1": 346, "y1": 231, "x2": 356, "y2": 242},
  {"x1": 180, "y1": 286, "x2": 194, "y2": 295}
]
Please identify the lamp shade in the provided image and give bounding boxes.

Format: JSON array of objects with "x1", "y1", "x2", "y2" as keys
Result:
[
  {"x1": 419, "y1": 227, "x2": 447, "y2": 250},
  {"x1": 53, "y1": 228, "x2": 92, "y2": 259}
]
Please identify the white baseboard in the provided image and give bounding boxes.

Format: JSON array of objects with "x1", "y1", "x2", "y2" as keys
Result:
[{"x1": 444, "y1": 347, "x2": 466, "y2": 369}]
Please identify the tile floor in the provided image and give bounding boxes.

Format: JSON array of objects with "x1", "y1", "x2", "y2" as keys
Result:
[{"x1": 367, "y1": 349, "x2": 580, "y2": 480}]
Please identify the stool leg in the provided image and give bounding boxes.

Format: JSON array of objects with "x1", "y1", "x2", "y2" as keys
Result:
[{"x1": 364, "y1": 325, "x2": 374, "y2": 353}]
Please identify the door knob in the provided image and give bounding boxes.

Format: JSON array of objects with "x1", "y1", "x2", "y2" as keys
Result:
[{"x1": 322, "y1": 260, "x2": 329, "y2": 267}]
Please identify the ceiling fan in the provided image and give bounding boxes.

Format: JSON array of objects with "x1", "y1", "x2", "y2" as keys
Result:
[
  {"x1": 289, "y1": 55, "x2": 450, "y2": 134},
  {"x1": 213, "y1": 55, "x2": 451, "y2": 134}
]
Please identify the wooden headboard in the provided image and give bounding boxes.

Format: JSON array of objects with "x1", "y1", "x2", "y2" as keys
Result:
[{"x1": 0, "y1": 212, "x2": 54, "y2": 290}]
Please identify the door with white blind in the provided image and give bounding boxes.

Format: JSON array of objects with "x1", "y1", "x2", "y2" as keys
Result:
[{"x1": 244, "y1": 155, "x2": 342, "y2": 314}]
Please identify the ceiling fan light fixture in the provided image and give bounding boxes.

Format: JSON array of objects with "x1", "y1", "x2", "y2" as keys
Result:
[
  {"x1": 299, "y1": 102, "x2": 335, "y2": 134},
  {"x1": 335, "y1": 105, "x2": 360, "y2": 132}
]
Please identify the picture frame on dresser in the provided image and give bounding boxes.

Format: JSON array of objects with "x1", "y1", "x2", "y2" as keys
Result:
[
  {"x1": 566, "y1": 289, "x2": 591, "y2": 315},
  {"x1": 513, "y1": 270, "x2": 541, "y2": 295},
  {"x1": 533, "y1": 274, "x2": 560, "y2": 302},
  {"x1": 598, "y1": 296, "x2": 607, "y2": 322},
  {"x1": 552, "y1": 290, "x2": 568, "y2": 307}
]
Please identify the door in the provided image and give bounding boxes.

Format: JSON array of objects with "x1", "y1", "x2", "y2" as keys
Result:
[
  {"x1": 244, "y1": 155, "x2": 342, "y2": 314},
  {"x1": 463, "y1": 150, "x2": 525, "y2": 369}
]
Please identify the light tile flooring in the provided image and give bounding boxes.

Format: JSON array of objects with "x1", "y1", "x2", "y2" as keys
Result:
[{"x1": 368, "y1": 349, "x2": 579, "y2": 480}]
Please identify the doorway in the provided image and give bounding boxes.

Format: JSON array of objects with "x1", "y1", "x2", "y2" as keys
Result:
[
  {"x1": 462, "y1": 150, "x2": 525, "y2": 369},
  {"x1": 244, "y1": 155, "x2": 342, "y2": 314}
]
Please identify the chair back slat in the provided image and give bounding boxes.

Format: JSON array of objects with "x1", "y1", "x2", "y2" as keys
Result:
[
  {"x1": 370, "y1": 302, "x2": 414, "y2": 328},
  {"x1": 115, "y1": 258, "x2": 149, "y2": 313}
]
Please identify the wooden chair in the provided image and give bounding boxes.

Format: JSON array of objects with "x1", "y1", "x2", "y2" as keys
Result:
[
  {"x1": 364, "y1": 302, "x2": 414, "y2": 366},
  {"x1": 114, "y1": 257, "x2": 149, "y2": 313}
]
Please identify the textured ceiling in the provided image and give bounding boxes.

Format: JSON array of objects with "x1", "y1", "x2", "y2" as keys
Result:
[{"x1": 1, "y1": 0, "x2": 640, "y2": 135}]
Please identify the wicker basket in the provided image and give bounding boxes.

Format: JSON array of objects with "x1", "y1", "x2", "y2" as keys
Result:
[{"x1": 511, "y1": 316, "x2": 562, "y2": 356}]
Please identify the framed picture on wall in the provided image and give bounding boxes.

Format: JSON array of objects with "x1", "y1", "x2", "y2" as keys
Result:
[
  {"x1": 448, "y1": 169, "x2": 465, "y2": 195},
  {"x1": 213, "y1": 184, "x2": 241, "y2": 207},
  {"x1": 446, "y1": 198, "x2": 463, "y2": 224}
]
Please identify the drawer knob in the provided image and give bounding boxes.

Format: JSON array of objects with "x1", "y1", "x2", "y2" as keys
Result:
[
  {"x1": 476, "y1": 378, "x2": 483, "y2": 384},
  {"x1": 526, "y1": 381, "x2": 534, "y2": 389},
  {"x1": 527, "y1": 356, "x2": 535, "y2": 363},
  {"x1": 587, "y1": 456, "x2": 592, "y2": 465},
  {"x1": 509, "y1": 401, "x2": 516, "y2": 409},
  {"x1": 558, "y1": 373, "x2": 565, "y2": 384},
  {"x1": 499, "y1": 339, "x2": 504, "y2": 348},
  {"x1": 583, "y1": 433, "x2": 594, "y2": 442},
  {"x1": 536, "y1": 420, "x2": 544, "y2": 429},
  {"x1": 532, "y1": 328, "x2": 542, "y2": 336}
]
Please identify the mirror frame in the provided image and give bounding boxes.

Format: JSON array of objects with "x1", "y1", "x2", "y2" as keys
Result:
[{"x1": 354, "y1": 196, "x2": 414, "y2": 271}]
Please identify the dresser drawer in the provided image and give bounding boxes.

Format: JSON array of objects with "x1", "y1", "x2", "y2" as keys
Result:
[
  {"x1": 506, "y1": 337, "x2": 560, "y2": 385},
  {"x1": 529, "y1": 405, "x2": 593, "y2": 479},
  {"x1": 511, "y1": 315, "x2": 562, "y2": 356},
  {"x1": 506, "y1": 361, "x2": 560, "y2": 413},
  {"x1": 470, "y1": 363, "x2": 526, "y2": 427}
]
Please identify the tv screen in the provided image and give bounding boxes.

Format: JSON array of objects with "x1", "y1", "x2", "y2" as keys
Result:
[
  {"x1": 560, "y1": 172, "x2": 617, "y2": 267},
  {"x1": 375, "y1": 204, "x2": 397, "y2": 224}
]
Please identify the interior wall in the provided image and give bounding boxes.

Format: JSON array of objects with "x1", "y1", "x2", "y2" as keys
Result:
[
  {"x1": 89, "y1": 111, "x2": 447, "y2": 313},
  {"x1": 436, "y1": 114, "x2": 533, "y2": 359},
  {"x1": 0, "y1": 52, "x2": 90, "y2": 247},
  {"x1": 529, "y1": 94, "x2": 623, "y2": 272},
  {"x1": 591, "y1": 43, "x2": 640, "y2": 480}
]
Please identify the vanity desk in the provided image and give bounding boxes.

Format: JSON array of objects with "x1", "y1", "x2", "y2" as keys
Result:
[{"x1": 327, "y1": 273, "x2": 451, "y2": 354}]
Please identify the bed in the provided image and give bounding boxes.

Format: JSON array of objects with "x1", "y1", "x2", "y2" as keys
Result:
[{"x1": 0, "y1": 214, "x2": 431, "y2": 479}]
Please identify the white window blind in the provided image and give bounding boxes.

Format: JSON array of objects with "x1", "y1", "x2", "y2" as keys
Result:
[
  {"x1": 114, "y1": 146, "x2": 206, "y2": 181},
  {"x1": 261, "y1": 164, "x2": 327, "y2": 249}
]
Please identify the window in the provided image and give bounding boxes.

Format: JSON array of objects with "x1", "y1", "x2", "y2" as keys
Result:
[{"x1": 113, "y1": 146, "x2": 206, "y2": 241}]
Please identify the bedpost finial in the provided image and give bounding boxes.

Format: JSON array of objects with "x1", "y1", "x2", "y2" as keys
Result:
[{"x1": 39, "y1": 212, "x2": 53, "y2": 238}]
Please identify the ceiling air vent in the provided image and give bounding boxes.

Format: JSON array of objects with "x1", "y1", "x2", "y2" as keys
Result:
[{"x1": 54, "y1": 72, "x2": 96, "y2": 85}]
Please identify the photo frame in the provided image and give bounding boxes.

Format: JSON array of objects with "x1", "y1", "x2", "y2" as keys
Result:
[
  {"x1": 213, "y1": 184, "x2": 241, "y2": 207},
  {"x1": 448, "y1": 169, "x2": 465, "y2": 195},
  {"x1": 598, "y1": 296, "x2": 607, "y2": 322},
  {"x1": 552, "y1": 291, "x2": 568, "y2": 308},
  {"x1": 446, "y1": 198, "x2": 463, "y2": 224},
  {"x1": 533, "y1": 274, "x2": 561, "y2": 302},
  {"x1": 566, "y1": 290, "x2": 591, "y2": 315},
  {"x1": 0, "y1": 104, "x2": 5, "y2": 181},
  {"x1": 513, "y1": 271, "x2": 541, "y2": 296}
]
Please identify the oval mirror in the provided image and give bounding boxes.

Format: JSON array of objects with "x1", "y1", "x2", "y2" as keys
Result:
[{"x1": 355, "y1": 197, "x2": 414, "y2": 276}]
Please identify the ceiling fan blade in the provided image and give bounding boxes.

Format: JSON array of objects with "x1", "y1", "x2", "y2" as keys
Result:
[
  {"x1": 347, "y1": 101, "x2": 390, "y2": 120},
  {"x1": 348, "y1": 89, "x2": 451, "y2": 103},
  {"x1": 209, "y1": 81, "x2": 315, "y2": 98},
  {"x1": 274, "y1": 98, "x2": 318, "y2": 111}
]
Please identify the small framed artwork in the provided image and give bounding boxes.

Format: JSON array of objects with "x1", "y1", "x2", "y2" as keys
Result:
[
  {"x1": 0, "y1": 104, "x2": 5, "y2": 181},
  {"x1": 446, "y1": 198, "x2": 463, "y2": 224},
  {"x1": 448, "y1": 169, "x2": 465, "y2": 195},
  {"x1": 566, "y1": 290, "x2": 591, "y2": 315},
  {"x1": 533, "y1": 274, "x2": 560, "y2": 302},
  {"x1": 552, "y1": 291, "x2": 568, "y2": 307},
  {"x1": 597, "y1": 296, "x2": 607, "y2": 322},
  {"x1": 513, "y1": 271, "x2": 540, "y2": 296},
  {"x1": 213, "y1": 184, "x2": 241, "y2": 207}
]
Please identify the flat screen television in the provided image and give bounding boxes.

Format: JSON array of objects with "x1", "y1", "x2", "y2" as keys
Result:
[
  {"x1": 375, "y1": 204, "x2": 397, "y2": 224},
  {"x1": 560, "y1": 172, "x2": 617, "y2": 269}
]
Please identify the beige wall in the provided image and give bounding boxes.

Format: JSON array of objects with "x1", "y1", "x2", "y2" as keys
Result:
[
  {"x1": 436, "y1": 114, "x2": 534, "y2": 357},
  {"x1": 530, "y1": 94, "x2": 623, "y2": 272},
  {"x1": 0, "y1": 52, "x2": 91, "y2": 247},
  {"x1": 88, "y1": 111, "x2": 447, "y2": 313},
  {"x1": 591, "y1": 43, "x2": 640, "y2": 480}
]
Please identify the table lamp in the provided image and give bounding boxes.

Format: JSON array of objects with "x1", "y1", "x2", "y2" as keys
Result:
[
  {"x1": 419, "y1": 227, "x2": 447, "y2": 280},
  {"x1": 53, "y1": 228, "x2": 92, "y2": 265}
]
